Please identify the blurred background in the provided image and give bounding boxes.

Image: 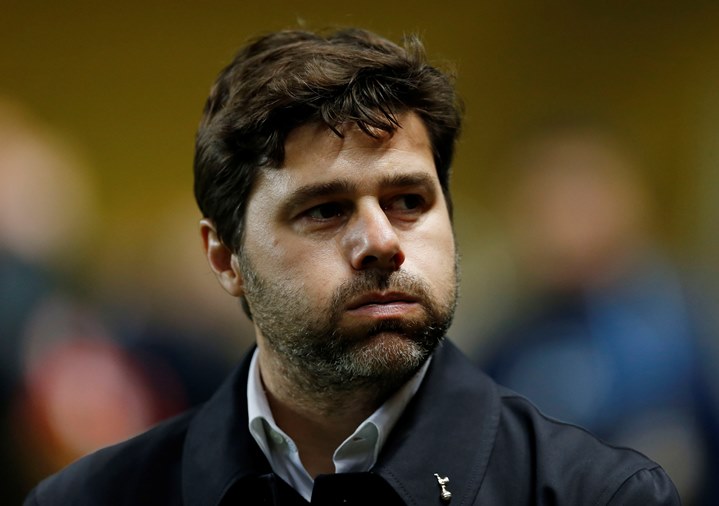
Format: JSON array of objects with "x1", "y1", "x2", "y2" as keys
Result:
[{"x1": 2, "y1": 1, "x2": 718, "y2": 504}]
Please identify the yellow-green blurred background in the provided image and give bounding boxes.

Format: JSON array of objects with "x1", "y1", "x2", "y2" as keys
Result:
[
  {"x1": 2, "y1": 1, "x2": 719, "y2": 503},
  {"x1": 3, "y1": 1, "x2": 718, "y2": 340}
]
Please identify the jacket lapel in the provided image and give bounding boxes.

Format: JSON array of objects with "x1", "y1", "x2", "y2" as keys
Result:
[
  {"x1": 181, "y1": 346, "x2": 272, "y2": 505},
  {"x1": 373, "y1": 340, "x2": 501, "y2": 505}
]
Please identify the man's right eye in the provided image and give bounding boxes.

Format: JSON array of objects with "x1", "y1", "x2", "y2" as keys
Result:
[{"x1": 305, "y1": 203, "x2": 344, "y2": 220}]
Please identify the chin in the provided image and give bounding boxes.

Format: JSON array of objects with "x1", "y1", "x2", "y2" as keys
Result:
[{"x1": 344, "y1": 331, "x2": 433, "y2": 377}]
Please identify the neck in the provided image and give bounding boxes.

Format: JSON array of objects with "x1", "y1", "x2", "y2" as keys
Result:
[{"x1": 257, "y1": 345, "x2": 394, "y2": 478}]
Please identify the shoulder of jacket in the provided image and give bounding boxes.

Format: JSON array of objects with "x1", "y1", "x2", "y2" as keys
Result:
[
  {"x1": 601, "y1": 466, "x2": 681, "y2": 505},
  {"x1": 492, "y1": 389, "x2": 679, "y2": 504}
]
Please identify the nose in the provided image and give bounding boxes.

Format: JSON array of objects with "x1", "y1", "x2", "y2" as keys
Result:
[{"x1": 343, "y1": 202, "x2": 405, "y2": 271}]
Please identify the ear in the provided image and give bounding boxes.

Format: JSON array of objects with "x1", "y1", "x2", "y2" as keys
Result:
[{"x1": 200, "y1": 218, "x2": 245, "y2": 297}]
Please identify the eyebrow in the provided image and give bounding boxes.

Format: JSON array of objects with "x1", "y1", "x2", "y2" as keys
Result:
[{"x1": 282, "y1": 172, "x2": 437, "y2": 215}]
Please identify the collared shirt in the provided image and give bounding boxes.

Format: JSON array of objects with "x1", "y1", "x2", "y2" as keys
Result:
[{"x1": 247, "y1": 348, "x2": 430, "y2": 502}]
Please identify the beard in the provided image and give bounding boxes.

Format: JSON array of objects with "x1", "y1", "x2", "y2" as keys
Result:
[{"x1": 239, "y1": 253, "x2": 458, "y2": 398}]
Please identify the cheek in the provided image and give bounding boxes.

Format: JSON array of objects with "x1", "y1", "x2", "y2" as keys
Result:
[
  {"x1": 412, "y1": 239, "x2": 455, "y2": 279},
  {"x1": 245, "y1": 228, "x2": 346, "y2": 291},
  {"x1": 405, "y1": 217, "x2": 456, "y2": 287},
  {"x1": 269, "y1": 233, "x2": 343, "y2": 268},
  {"x1": 424, "y1": 209, "x2": 456, "y2": 257}
]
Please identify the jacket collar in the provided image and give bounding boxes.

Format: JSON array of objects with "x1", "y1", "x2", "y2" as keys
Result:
[
  {"x1": 181, "y1": 340, "x2": 501, "y2": 505},
  {"x1": 182, "y1": 345, "x2": 271, "y2": 506},
  {"x1": 372, "y1": 341, "x2": 501, "y2": 504}
]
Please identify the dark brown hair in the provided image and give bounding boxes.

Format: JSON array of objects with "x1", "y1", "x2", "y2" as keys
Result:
[{"x1": 194, "y1": 28, "x2": 463, "y2": 251}]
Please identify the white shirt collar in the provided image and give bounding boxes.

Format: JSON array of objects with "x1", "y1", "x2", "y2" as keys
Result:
[{"x1": 247, "y1": 348, "x2": 431, "y2": 501}]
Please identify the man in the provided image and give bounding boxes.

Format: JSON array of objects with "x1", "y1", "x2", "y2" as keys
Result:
[{"x1": 26, "y1": 28, "x2": 679, "y2": 505}]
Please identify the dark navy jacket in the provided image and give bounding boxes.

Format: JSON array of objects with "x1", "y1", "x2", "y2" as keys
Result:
[{"x1": 25, "y1": 341, "x2": 680, "y2": 505}]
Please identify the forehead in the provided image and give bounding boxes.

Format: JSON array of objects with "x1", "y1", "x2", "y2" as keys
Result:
[
  {"x1": 285, "y1": 111, "x2": 433, "y2": 164},
  {"x1": 256, "y1": 112, "x2": 437, "y2": 196}
]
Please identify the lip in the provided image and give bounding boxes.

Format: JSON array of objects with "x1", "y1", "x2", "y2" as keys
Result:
[
  {"x1": 346, "y1": 292, "x2": 420, "y2": 309},
  {"x1": 345, "y1": 292, "x2": 421, "y2": 318}
]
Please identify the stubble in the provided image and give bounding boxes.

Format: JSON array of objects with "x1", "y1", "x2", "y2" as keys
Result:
[{"x1": 240, "y1": 252, "x2": 457, "y2": 408}]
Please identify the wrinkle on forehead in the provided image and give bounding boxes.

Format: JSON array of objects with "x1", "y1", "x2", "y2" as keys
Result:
[{"x1": 282, "y1": 112, "x2": 432, "y2": 167}]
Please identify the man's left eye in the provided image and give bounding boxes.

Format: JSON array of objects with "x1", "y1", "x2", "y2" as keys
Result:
[{"x1": 389, "y1": 194, "x2": 424, "y2": 211}]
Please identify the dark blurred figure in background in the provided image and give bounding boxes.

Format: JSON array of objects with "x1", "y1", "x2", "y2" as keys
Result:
[
  {"x1": 474, "y1": 120, "x2": 718, "y2": 505},
  {"x1": 0, "y1": 100, "x2": 233, "y2": 502},
  {"x1": 0, "y1": 99, "x2": 99, "y2": 501}
]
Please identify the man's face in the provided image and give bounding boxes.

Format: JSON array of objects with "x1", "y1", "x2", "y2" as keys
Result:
[{"x1": 238, "y1": 112, "x2": 458, "y2": 391}]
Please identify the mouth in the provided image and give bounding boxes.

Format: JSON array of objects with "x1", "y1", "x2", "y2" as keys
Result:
[
  {"x1": 347, "y1": 291, "x2": 420, "y2": 309},
  {"x1": 345, "y1": 292, "x2": 421, "y2": 318}
]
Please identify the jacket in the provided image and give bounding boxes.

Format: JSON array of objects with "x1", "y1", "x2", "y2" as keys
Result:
[{"x1": 25, "y1": 340, "x2": 680, "y2": 505}]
